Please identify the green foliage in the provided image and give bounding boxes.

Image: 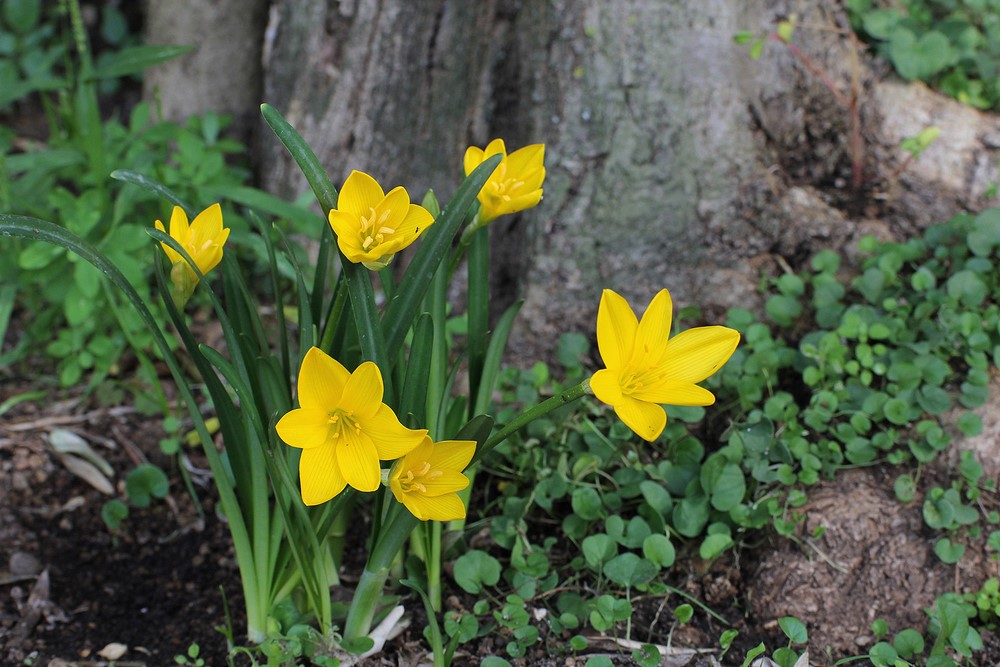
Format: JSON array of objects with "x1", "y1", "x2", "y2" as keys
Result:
[
  {"x1": 125, "y1": 463, "x2": 169, "y2": 507},
  {"x1": 846, "y1": 0, "x2": 1000, "y2": 109},
  {"x1": 0, "y1": 5, "x2": 313, "y2": 390},
  {"x1": 463, "y1": 205, "x2": 998, "y2": 660}
]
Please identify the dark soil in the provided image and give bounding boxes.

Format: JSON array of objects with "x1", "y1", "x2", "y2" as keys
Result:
[{"x1": 0, "y1": 383, "x2": 244, "y2": 666}]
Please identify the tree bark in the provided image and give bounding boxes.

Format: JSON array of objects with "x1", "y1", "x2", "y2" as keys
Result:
[
  {"x1": 259, "y1": 0, "x2": 1000, "y2": 363},
  {"x1": 143, "y1": 0, "x2": 269, "y2": 138}
]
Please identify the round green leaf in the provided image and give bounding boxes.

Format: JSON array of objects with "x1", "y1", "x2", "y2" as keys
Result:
[
  {"x1": 699, "y1": 533, "x2": 733, "y2": 560},
  {"x1": 892, "y1": 628, "x2": 925, "y2": 658},
  {"x1": 125, "y1": 464, "x2": 169, "y2": 508},
  {"x1": 453, "y1": 550, "x2": 501, "y2": 594},
  {"x1": 642, "y1": 534, "x2": 676, "y2": 568},
  {"x1": 778, "y1": 616, "x2": 808, "y2": 644},
  {"x1": 101, "y1": 499, "x2": 129, "y2": 530},
  {"x1": 571, "y1": 487, "x2": 603, "y2": 521}
]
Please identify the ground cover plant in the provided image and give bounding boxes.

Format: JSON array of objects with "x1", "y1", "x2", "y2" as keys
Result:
[
  {"x1": 846, "y1": 0, "x2": 1000, "y2": 110},
  {"x1": 3, "y1": 3, "x2": 1000, "y2": 666}
]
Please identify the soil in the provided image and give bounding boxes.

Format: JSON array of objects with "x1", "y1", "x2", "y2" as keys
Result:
[{"x1": 4, "y1": 375, "x2": 1000, "y2": 667}]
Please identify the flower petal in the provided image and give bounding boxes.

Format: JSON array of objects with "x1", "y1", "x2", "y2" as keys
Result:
[
  {"x1": 463, "y1": 146, "x2": 485, "y2": 177},
  {"x1": 364, "y1": 405, "x2": 426, "y2": 460},
  {"x1": 337, "y1": 429, "x2": 381, "y2": 492},
  {"x1": 484, "y1": 138, "x2": 507, "y2": 159},
  {"x1": 495, "y1": 189, "x2": 543, "y2": 217},
  {"x1": 189, "y1": 203, "x2": 224, "y2": 249},
  {"x1": 596, "y1": 289, "x2": 638, "y2": 370},
  {"x1": 614, "y1": 396, "x2": 667, "y2": 442},
  {"x1": 657, "y1": 326, "x2": 741, "y2": 383},
  {"x1": 297, "y1": 347, "x2": 350, "y2": 410},
  {"x1": 590, "y1": 368, "x2": 624, "y2": 406},
  {"x1": 275, "y1": 408, "x2": 330, "y2": 450},
  {"x1": 631, "y1": 379, "x2": 716, "y2": 406},
  {"x1": 338, "y1": 170, "x2": 385, "y2": 218},
  {"x1": 631, "y1": 289, "x2": 673, "y2": 367},
  {"x1": 339, "y1": 361, "x2": 384, "y2": 418},
  {"x1": 420, "y1": 469, "x2": 470, "y2": 497},
  {"x1": 506, "y1": 144, "x2": 544, "y2": 175},
  {"x1": 392, "y1": 203, "x2": 434, "y2": 241},
  {"x1": 168, "y1": 206, "x2": 191, "y2": 242},
  {"x1": 403, "y1": 491, "x2": 467, "y2": 522},
  {"x1": 298, "y1": 445, "x2": 347, "y2": 506},
  {"x1": 377, "y1": 186, "x2": 412, "y2": 228},
  {"x1": 425, "y1": 440, "x2": 476, "y2": 473},
  {"x1": 155, "y1": 219, "x2": 182, "y2": 264}
]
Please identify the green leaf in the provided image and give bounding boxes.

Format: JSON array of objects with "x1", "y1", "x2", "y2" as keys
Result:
[
  {"x1": 125, "y1": 464, "x2": 169, "y2": 508},
  {"x1": 766, "y1": 294, "x2": 802, "y2": 326},
  {"x1": 674, "y1": 604, "x2": 694, "y2": 623},
  {"x1": 967, "y1": 209, "x2": 1000, "y2": 257},
  {"x1": 453, "y1": 550, "x2": 501, "y2": 594},
  {"x1": 701, "y1": 457, "x2": 746, "y2": 511},
  {"x1": 2, "y1": 0, "x2": 40, "y2": 34},
  {"x1": 603, "y1": 553, "x2": 657, "y2": 587},
  {"x1": 101, "y1": 499, "x2": 129, "y2": 530},
  {"x1": 673, "y1": 493, "x2": 710, "y2": 537},
  {"x1": 892, "y1": 628, "x2": 925, "y2": 658},
  {"x1": 957, "y1": 412, "x2": 983, "y2": 437},
  {"x1": 110, "y1": 170, "x2": 192, "y2": 212},
  {"x1": 869, "y1": 642, "x2": 898, "y2": 667},
  {"x1": 741, "y1": 643, "x2": 766, "y2": 667},
  {"x1": 894, "y1": 474, "x2": 916, "y2": 503},
  {"x1": 642, "y1": 534, "x2": 676, "y2": 568},
  {"x1": 631, "y1": 643, "x2": 661, "y2": 667},
  {"x1": 888, "y1": 30, "x2": 955, "y2": 81},
  {"x1": 381, "y1": 153, "x2": 502, "y2": 352},
  {"x1": 861, "y1": 9, "x2": 900, "y2": 39},
  {"x1": 571, "y1": 487, "x2": 603, "y2": 521},
  {"x1": 639, "y1": 481, "x2": 673, "y2": 517},
  {"x1": 699, "y1": 533, "x2": 734, "y2": 560},
  {"x1": 582, "y1": 534, "x2": 617, "y2": 569},
  {"x1": 946, "y1": 270, "x2": 987, "y2": 307},
  {"x1": 934, "y1": 538, "x2": 965, "y2": 564},
  {"x1": 88, "y1": 45, "x2": 194, "y2": 80},
  {"x1": 778, "y1": 616, "x2": 808, "y2": 644},
  {"x1": 883, "y1": 397, "x2": 912, "y2": 425}
]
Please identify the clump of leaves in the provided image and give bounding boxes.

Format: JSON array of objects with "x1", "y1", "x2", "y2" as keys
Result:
[
  {"x1": 847, "y1": 0, "x2": 1000, "y2": 109},
  {"x1": 461, "y1": 206, "x2": 998, "y2": 661}
]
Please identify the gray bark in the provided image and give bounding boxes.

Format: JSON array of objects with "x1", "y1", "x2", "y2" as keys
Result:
[
  {"x1": 259, "y1": 0, "x2": 1000, "y2": 363},
  {"x1": 143, "y1": 0, "x2": 269, "y2": 138}
]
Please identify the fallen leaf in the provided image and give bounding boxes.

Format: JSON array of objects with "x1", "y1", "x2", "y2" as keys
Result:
[
  {"x1": 48, "y1": 429, "x2": 114, "y2": 475},
  {"x1": 98, "y1": 642, "x2": 128, "y2": 660},
  {"x1": 58, "y1": 454, "x2": 114, "y2": 495}
]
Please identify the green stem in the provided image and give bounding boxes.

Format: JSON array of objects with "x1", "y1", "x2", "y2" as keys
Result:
[
  {"x1": 466, "y1": 224, "x2": 489, "y2": 418},
  {"x1": 473, "y1": 381, "x2": 590, "y2": 465},
  {"x1": 426, "y1": 261, "x2": 449, "y2": 438},
  {"x1": 342, "y1": 505, "x2": 419, "y2": 641},
  {"x1": 428, "y1": 520, "x2": 442, "y2": 612}
]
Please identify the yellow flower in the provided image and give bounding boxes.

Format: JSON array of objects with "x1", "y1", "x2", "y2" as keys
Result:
[
  {"x1": 464, "y1": 139, "x2": 545, "y2": 223},
  {"x1": 276, "y1": 347, "x2": 427, "y2": 505},
  {"x1": 388, "y1": 437, "x2": 475, "y2": 521},
  {"x1": 154, "y1": 203, "x2": 230, "y2": 306},
  {"x1": 327, "y1": 170, "x2": 435, "y2": 271},
  {"x1": 590, "y1": 289, "x2": 740, "y2": 442}
]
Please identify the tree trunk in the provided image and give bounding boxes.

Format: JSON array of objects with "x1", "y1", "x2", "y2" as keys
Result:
[
  {"x1": 143, "y1": 0, "x2": 269, "y2": 138},
  {"x1": 259, "y1": 0, "x2": 1000, "y2": 363}
]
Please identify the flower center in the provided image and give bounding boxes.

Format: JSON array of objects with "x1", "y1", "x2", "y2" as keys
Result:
[
  {"x1": 619, "y1": 367, "x2": 660, "y2": 396},
  {"x1": 360, "y1": 206, "x2": 396, "y2": 251},
  {"x1": 397, "y1": 460, "x2": 443, "y2": 494},
  {"x1": 487, "y1": 172, "x2": 525, "y2": 203},
  {"x1": 326, "y1": 409, "x2": 361, "y2": 442}
]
